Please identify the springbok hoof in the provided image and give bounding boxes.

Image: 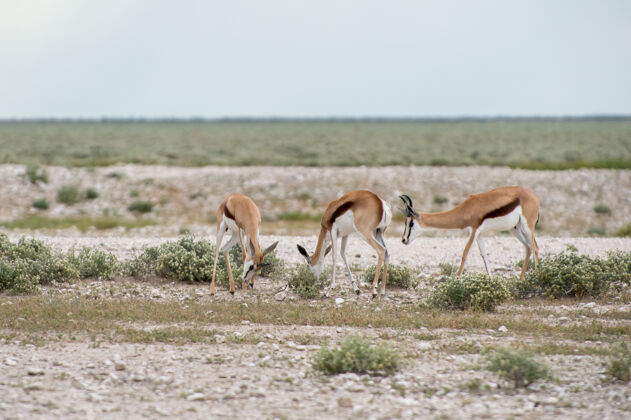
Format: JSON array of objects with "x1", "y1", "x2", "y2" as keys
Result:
[
  {"x1": 249, "y1": 283, "x2": 254, "y2": 289},
  {"x1": 230, "y1": 291, "x2": 235, "y2": 296},
  {"x1": 372, "y1": 293, "x2": 377, "y2": 299},
  {"x1": 355, "y1": 289, "x2": 360, "y2": 296}
]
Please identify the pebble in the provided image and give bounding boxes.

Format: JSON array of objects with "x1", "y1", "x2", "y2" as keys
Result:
[
  {"x1": 4, "y1": 358, "x2": 17, "y2": 366},
  {"x1": 498, "y1": 325, "x2": 508, "y2": 332},
  {"x1": 186, "y1": 392, "x2": 206, "y2": 401},
  {"x1": 215, "y1": 334, "x2": 226, "y2": 344},
  {"x1": 335, "y1": 298, "x2": 345, "y2": 305},
  {"x1": 27, "y1": 368, "x2": 44, "y2": 376},
  {"x1": 241, "y1": 320, "x2": 251, "y2": 325}
]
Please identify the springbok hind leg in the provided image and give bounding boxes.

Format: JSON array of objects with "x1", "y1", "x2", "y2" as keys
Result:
[
  {"x1": 210, "y1": 224, "x2": 227, "y2": 296},
  {"x1": 457, "y1": 227, "x2": 478, "y2": 276},
  {"x1": 375, "y1": 228, "x2": 389, "y2": 296}
]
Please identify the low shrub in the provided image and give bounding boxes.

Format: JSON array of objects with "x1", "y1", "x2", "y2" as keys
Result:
[
  {"x1": 0, "y1": 234, "x2": 79, "y2": 293},
  {"x1": 32, "y1": 198, "x2": 49, "y2": 210},
  {"x1": 25, "y1": 164, "x2": 48, "y2": 184},
  {"x1": 513, "y1": 248, "x2": 631, "y2": 299},
  {"x1": 486, "y1": 347, "x2": 548, "y2": 388},
  {"x1": 605, "y1": 342, "x2": 631, "y2": 382},
  {"x1": 57, "y1": 185, "x2": 80, "y2": 205},
  {"x1": 439, "y1": 262, "x2": 457, "y2": 276},
  {"x1": 615, "y1": 223, "x2": 631, "y2": 237},
  {"x1": 587, "y1": 226, "x2": 606, "y2": 236},
  {"x1": 85, "y1": 188, "x2": 99, "y2": 200},
  {"x1": 428, "y1": 273, "x2": 510, "y2": 312},
  {"x1": 312, "y1": 336, "x2": 401, "y2": 376},
  {"x1": 288, "y1": 265, "x2": 328, "y2": 299},
  {"x1": 433, "y1": 194, "x2": 448, "y2": 205},
  {"x1": 593, "y1": 203, "x2": 611, "y2": 215},
  {"x1": 279, "y1": 211, "x2": 321, "y2": 221},
  {"x1": 66, "y1": 247, "x2": 118, "y2": 280},
  {"x1": 363, "y1": 264, "x2": 416, "y2": 289},
  {"x1": 128, "y1": 200, "x2": 154, "y2": 213}
]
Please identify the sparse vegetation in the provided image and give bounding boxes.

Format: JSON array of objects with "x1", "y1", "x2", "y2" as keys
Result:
[
  {"x1": 66, "y1": 247, "x2": 118, "y2": 280},
  {"x1": 32, "y1": 198, "x2": 49, "y2": 210},
  {"x1": 428, "y1": 273, "x2": 510, "y2": 312},
  {"x1": 485, "y1": 347, "x2": 548, "y2": 388},
  {"x1": 362, "y1": 264, "x2": 416, "y2": 289},
  {"x1": 128, "y1": 200, "x2": 154, "y2": 213},
  {"x1": 439, "y1": 262, "x2": 457, "y2": 276},
  {"x1": 514, "y1": 248, "x2": 631, "y2": 299},
  {"x1": 288, "y1": 265, "x2": 328, "y2": 299},
  {"x1": 279, "y1": 211, "x2": 322, "y2": 222},
  {"x1": 605, "y1": 342, "x2": 631, "y2": 382},
  {"x1": 0, "y1": 215, "x2": 157, "y2": 232},
  {"x1": 2, "y1": 120, "x2": 631, "y2": 168},
  {"x1": 615, "y1": 223, "x2": 631, "y2": 237},
  {"x1": 587, "y1": 226, "x2": 606, "y2": 236},
  {"x1": 25, "y1": 164, "x2": 48, "y2": 184},
  {"x1": 57, "y1": 185, "x2": 80, "y2": 205},
  {"x1": 593, "y1": 203, "x2": 611, "y2": 215},
  {"x1": 312, "y1": 336, "x2": 401, "y2": 376}
]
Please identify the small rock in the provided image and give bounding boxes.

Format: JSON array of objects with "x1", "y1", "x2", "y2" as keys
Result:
[
  {"x1": 416, "y1": 342, "x2": 432, "y2": 351},
  {"x1": 583, "y1": 302, "x2": 596, "y2": 308},
  {"x1": 4, "y1": 358, "x2": 17, "y2": 366},
  {"x1": 338, "y1": 397, "x2": 353, "y2": 408},
  {"x1": 24, "y1": 383, "x2": 44, "y2": 391},
  {"x1": 187, "y1": 392, "x2": 206, "y2": 401},
  {"x1": 150, "y1": 288, "x2": 163, "y2": 298},
  {"x1": 558, "y1": 316, "x2": 570, "y2": 322},
  {"x1": 241, "y1": 320, "x2": 251, "y2": 325},
  {"x1": 27, "y1": 368, "x2": 45, "y2": 376},
  {"x1": 114, "y1": 362, "x2": 127, "y2": 371},
  {"x1": 335, "y1": 298, "x2": 345, "y2": 305},
  {"x1": 274, "y1": 291, "x2": 287, "y2": 301},
  {"x1": 498, "y1": 325, "x2": 508, "y2": 333},
  {"x1": 215, "y1": 334, "x2": 226, "y2": 344}
]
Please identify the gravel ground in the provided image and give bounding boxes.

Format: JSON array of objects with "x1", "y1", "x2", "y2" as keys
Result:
[{"x1": 2, "y1": 164, "x2": 630, "y2": 236}]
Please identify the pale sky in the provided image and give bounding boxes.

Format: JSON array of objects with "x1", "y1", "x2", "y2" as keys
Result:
[{"x1": 1, "y1": 0, "x2": 630, "y2": 118}]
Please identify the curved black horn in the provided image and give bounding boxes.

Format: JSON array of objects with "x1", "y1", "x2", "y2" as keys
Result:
[{"x1": 400, "y1": 194, "x2": 413, "y2": 208}]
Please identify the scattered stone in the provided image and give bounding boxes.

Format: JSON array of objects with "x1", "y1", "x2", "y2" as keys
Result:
[
  {"x1": 24, "y1": 383, "x2": 44, "y2": 391},
  {"x1": 27, "y1": 368, "x2": 45, "y2": 376},
  {"x1": 583, "y1": 302, "x2": 596, "y2": 308},
  {"x1": 4, "y1": 358, "x2": 17, "y2": 366},
  {"x1": 335, "y1": 298, "x2": 345, "y2": 305},
  {"x1": 498, "y1": 325, "x2": 508, "y2": 333},
  {"x1": 241, "y1": 320, "x2": 251, "y2": 325},
  {"x1": 215, "y1": 334, "x2": 226, "y2": 344},
  {"x1": 338, "y1": 397, "x2": 353, "y2": 408},
  {"x1": 187, "y1": 393, "x2": 206, "y2": 401}
]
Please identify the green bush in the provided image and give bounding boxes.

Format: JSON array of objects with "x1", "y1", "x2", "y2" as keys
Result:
[
  {"x1": 32, "y1": 198, "x2": 49, "y2": 210},
  {"x1": 85, "y1": 188, "x2": 99, "y2": 200},
  {"x1": 615, "y1": 223, "x2": 631, "y2": 237},
  {"x1": 513, "y1": 249, "x2": 631, "y2": 299},
  {"x1": 486, "y1": 347, "x2": 548, "y2": 388},
  {"x1": 593, "y1": 203, "x2": 611, "y2": 215},
  {"x1": 439, "y1": 262, "x2": 457, "y2": 276},
  {"x1": 605, "y1": 342, "x2": 631, "y2": 382},
  {"x1": 312, "y1": 336, "x2": 401, "y2": 376},
  {"x1": 587, "y1": 226, "x2": 606, "y2": 236},
  {"x1": 288, "y1": 265, "x2": 328, "y2": 299},
  {"x1": 0, "y1": 234, "x2": 79, "y2": 293},
  {"x1": 57, "y1": 185, "x2": 80, "y2": 205},
  {"x1": 433, "y1": 194, "x2": 448, "y2": 205},
  {"x1": 363, "y1": 264, "x2": 416, "y2": 289},
  {"x1": 123, "y1": 236, "x2": 283, "y2": 287},
  {"x1": 128, "y1": 200, "x2": 154, "y2": 213},
  {"x1": 66, "y1": 247, "x2": 117, "y2": 280},
  {"x1": 428, "y1": 273, "x2": 510, "y2": 312},
  {"x1": 25, "y1": 165, "x2": 48, "y2": 184}
]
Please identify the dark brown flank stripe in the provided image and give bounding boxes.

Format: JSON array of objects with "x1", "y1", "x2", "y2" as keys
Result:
[
  {"x1": 223, "y1": 204, "x2": 235, "y2": 221},
  {"x1": 329, "y1": 201, "x2": 353, "y2": 224},
  {"x1": 482, "y1": 198, "x2": 520, "y2": 220}
]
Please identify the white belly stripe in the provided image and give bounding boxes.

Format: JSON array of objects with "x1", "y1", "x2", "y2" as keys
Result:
[{"x1": 479, "y1": 206, "x2": 522, "y2": 233}]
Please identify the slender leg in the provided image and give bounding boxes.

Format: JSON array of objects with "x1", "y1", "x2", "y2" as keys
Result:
[
  {"x1": 210, "y1": 224, "x2": 227, "y2": 296},
  {"x1": 512, "y1": 218, "x2": 534, "y2": 280},
  {"x1": 219, "y1": 233, "x2": 240, "y2": 295},
  {"x1": 457, "y1": 227, "x2": 478, "y2": 276},
  {"x1": 358, "y1": 229, "x2": 386, "y2": 298},
  {"x1": 375, "y1": 229, "x2": 389, "y2": 296},
  {"x1": 532, "y1": 234, "x2": 539, "y2": 268},
  {"x1": 340, "y1": 236, "x2": 359, "y2": 295},
  {"x1": 325, "y1": 229, "x2": 338, "y2": 297},
  {"x1": 476, "y1": 233, "x2": 491, "y2": 275}
]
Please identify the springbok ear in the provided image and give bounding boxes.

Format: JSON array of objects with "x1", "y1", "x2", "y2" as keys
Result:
[
  {"x1": 262, "y1": 241, "x2": 279, "y2": 256},
  {"x1": 297, "y1": 244, "x2": 310, "y2": 262},
  {"x1": 323, "y1": 245, "x2": 332, "y2": 257},
  {"x1": 249, "y1": 240, "x2": 256, "y2": 257}
]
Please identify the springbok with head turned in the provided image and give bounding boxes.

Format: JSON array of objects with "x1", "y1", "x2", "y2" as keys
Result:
[
  {"x1": 400, "y1": 186, "x2": 539, "y2": 280},
  {"x1": 210, "y1": 193, "x2": 278, "y2": 295},
  {"x1": 297, "y1": 189, "x2": 392, "y2": 298}
]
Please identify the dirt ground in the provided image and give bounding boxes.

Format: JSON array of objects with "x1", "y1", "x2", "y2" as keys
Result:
[{"x1": 1, "y1": 234, "x2": 631, "y2": 419}]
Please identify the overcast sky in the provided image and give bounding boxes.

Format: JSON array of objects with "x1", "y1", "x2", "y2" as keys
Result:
[{"x1": 1, "y1": 0, "x2": 630, "y2": 118}]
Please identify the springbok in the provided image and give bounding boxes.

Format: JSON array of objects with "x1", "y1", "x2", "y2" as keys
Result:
[
  {"x1": 210, "y1": 193, "x2": 278, "y2": 295},
  {"x1": 400, "y1": 186, "x2": 539, "y2": 280},
  {"x1": 297, "y1": 190, "x2": 392, "y2": 298}
]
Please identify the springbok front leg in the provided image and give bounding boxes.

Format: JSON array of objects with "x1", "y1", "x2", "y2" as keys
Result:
[
  {"x1": 220, "y1": 233, "x2": 240, "y2": 295},
  {"x1": 375, "y1": 228, "x2": 389, "y2": 296},
  {"x1": 340, "y1": 235, "x2": 360, "y2": 295},
  {"x1": 325, "y1": 230, "x2": 339, "y2": 298},
  {"x1": 359, "y1": 228, "x2": 386, "y2": 298},
  {"x1": 456, "y1": 227, "x2": 478, "y2": 276},
  {"x1": 211, "y1": 224, "x2": 228, "y2": 296}
]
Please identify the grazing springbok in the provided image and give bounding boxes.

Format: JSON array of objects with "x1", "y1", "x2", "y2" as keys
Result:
[
  {"x1": 297, "y1": 190, "x2": 392, "y2": 298},
  {"x1": 400, "y1": 186, "x2": 539, "y2": 280},
  {"x1": 210, "y1": 193, "x2": 278, "y2": 295}
]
